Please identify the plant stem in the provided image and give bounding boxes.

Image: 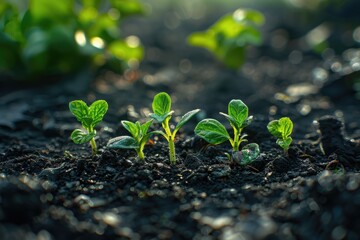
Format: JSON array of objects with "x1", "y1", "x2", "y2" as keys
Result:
[
  {"x1": 90, "y1": 137, "x2": 97, "y2": 156},
  {"x1": 137, "y1": 148, "x2": 145, "y2": 160},
  {"x1": 162, "y1": 117, "x2": 176, "y2": 164},
  {"x1": 168, "y1": 138, "x2": 176, "y2": 164},
  {"x1": 232, "y1": 128, "x2": 240, "y2": 151},
  {"x1": 162, "y1": 118, "x2": 172, "y2": 137}
]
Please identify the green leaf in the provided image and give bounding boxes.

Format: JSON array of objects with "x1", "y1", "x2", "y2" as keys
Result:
[
  {"x1": 219, "y1": 112, "x2": 238, "y2": 131},
  {"x1": 81, "y1": 117, "x2": 94, "y2": 130},
  {"x1": 88, "y1": 100, "x2": 108, "y2": 127},
  {"x1": 228, "y1": 99, "x2": 248, "y2": 129},
  {"x1": 81, "y1": 0, "x2": 101, "y2": 8},
  {"x1": 267, "y1": 117, "x2": 293, "y2": 139},
  {"x1": 194, "y1": 119, "x2": 230, "y2": 145},
  {"x1": 140, "y1": 120, "x2": 153, "y2": 136},
  {"x1": 139, "y1": 133, "x2": 152, "y2": 148},
  {"x1": 110, "y1": 0, "x2": 144, "y2": 18},
  {"x1": 69, "y1": 100, "x2": 89, "y2": 123},
  {"x1": 3, "y1": 17, "x2": 22, "y2": 42},
  {"x1": 122, "y1": 120, "x2": 139, "y2": 138},
  {"x1": 149, "y1": 111, "x2": 174, "y2": 123},
  {"x1": 107, "y1": 136, "x2": 139, "y2": 149},
  {"x1": 187, "y1": 32, "x2": 217, "y2": 51},
  {"x1": 174, "y1": 109, "x2": 200, "y2": 133},
  {"x1": 240, "y1": 143, "x2": 260, "y2": 165},
  {"x1": 187, "y1": 9, "x2": 264, "y2": 70},
  {"x1": 71, "y1": 129, "x2": 95, "y2": 144},
  {"x1": 219, "y1": 44, "x2": 245, "y2": 69},
  {"x1": 233, "y1": 9, "x2": 265, "y2": 25},
  {"x1": 279, "y1": 117, "x2": 293, "y2": 139},
  {"x1": 108, "y1": 39, "x2": 144, "y2": 62},
  {"x1": 152, "y1": 92, "x2": 172, "y2": 116},
  {"x1": 30, "y1": 0, "x2": 74, "y2": 25},
  {"x1": 267, "y1": 120, "x2": 281, "y2": 138},
  {"x1": 277, "y1": 137, "x2": 292, "y2": 151}
]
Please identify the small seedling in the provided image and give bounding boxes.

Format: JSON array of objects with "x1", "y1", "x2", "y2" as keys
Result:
[
  {"x1": 195, "y1": 99, "x2": 259, "y2": 164},
  {"x1": 149, "y1": 92, "x2": 200, "y2": 164},
  {"x1": 267, "y1": 117, "x2": 293, "y2": 154},
  {"x1": 107, "y1": 120, "x2": 153, "y2": 160},
  {"x1": 69, "y1": 100, "x2": 108, "y2": 156},
  {"x1": 188, "y1": 8, "x2": 264, "y2": 69}
]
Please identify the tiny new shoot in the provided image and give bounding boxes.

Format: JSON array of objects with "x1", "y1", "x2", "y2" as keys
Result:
[
  {"x1": 195, "y1": 99, "x2": 259, "y2": 165},
  {"x1": 267, "y1": 117, "x2": 293, "y2": 154},
  {"x1": 107, "y1": 120, "x2": 153, "y2": 160},
  {"x1": 69, "y1": 100, "x2": 108, "y2": 156},
  {"x1": 149, "y1": 92, "x2": 200, "y2": 165}
]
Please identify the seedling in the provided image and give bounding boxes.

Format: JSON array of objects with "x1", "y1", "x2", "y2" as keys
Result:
[
  {"x1": 69, "y1": 100, "x2": 108, "y2": 156},
  {"x1": 188, "y1": 8, "x2": 264, "y2": 69},
  {"x1": 195, "y1": 99, "x2": 259, "y2": 164},
  {"x1": 149, "y1": 92, "x2": 200, "y2": 164},
  {"x1": 267, "y1": 117, "x2": 293, "y2": 154},
  {"x1": 107, "y1": 120, "x2": 153, "y2": 160}
]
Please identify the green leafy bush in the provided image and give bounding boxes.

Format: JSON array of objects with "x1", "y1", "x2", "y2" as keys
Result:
[
  {"x1": 0, "y1": 0, "x2": 144, "y2": 81},
  {"x1": 107, "y1": 120, "x2": 154, "y2": 160},
  {"x1": 149, "y1": 92, "x2": 200, "y2": 164},
  {"x1": 195, "y1": 99, "x2": 260, "y2": 165},
  {"x1": 69, "y1": 100, "x2": 108, "y2": 156},
  {"x1": 267, "y1": 117, "x2": 294, "y2": 153},
  {"x1": 188, "y1": 8, "x2": 264, "y2": 69}
]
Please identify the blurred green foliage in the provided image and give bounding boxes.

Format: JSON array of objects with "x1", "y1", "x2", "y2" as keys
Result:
[
  {"x1": 188, "y1": 8, "x2": 264, "y2": 69},
  {"x1": 0, "y1": 0, "x2": 144, "y2": 81}
]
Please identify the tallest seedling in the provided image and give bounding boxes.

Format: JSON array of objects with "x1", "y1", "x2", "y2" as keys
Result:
[{"x1": 150, "y1": 92, "x2": 200, "y2": 164}]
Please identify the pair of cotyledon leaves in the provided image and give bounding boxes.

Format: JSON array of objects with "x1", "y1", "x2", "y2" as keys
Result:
[
  {"x1": 267, "y1": 117, "x2": 293, "y2": 151},
  {"x1": 69, "y1": 100, "x2": 108, "y2": 144}
]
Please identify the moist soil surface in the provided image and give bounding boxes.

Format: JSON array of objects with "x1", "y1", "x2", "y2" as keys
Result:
[{"x1": 1, "y1": 4, "x2": 360, "y2": 240}]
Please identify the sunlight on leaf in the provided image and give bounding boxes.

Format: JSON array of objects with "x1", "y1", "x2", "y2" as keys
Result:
[{"x1": 195, "y1": 119, "x2": 230, "y2": 145}]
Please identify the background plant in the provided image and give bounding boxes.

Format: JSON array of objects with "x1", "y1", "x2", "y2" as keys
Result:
[
  {"x1": 107, "y1": 120, "x2": 153, "y2": 160},
  {"x1": 267, "y1": 117, "x2": 293, "y2": 154},
  {"x1": 149, "y1": 92, "x2": 200, "y2": 165},
  {"x1": 188, "y1": 8, "x2": 264, "y2": 69},
  {"x1": 69, "y1": 99, "x2": 108, "y2": 156},
  {"x1": 195, "y1": 99, "x2": 259, "y2": 164},
  {"x1": 0, "y1": 0, "x2": 144, "y2": 81}
]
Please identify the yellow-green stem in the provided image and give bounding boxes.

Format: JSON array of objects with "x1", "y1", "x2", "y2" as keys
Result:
[
  {"x1": 90, "y1": 137, "x2": 97, "y2": 156},
  {"x1": 88, "y1": 126, "x2": 97, "y2": 156},
  {"x1": 162, "y1": 117, "x2": 176, "y2": 164},
  {"x1": 232, "y1": 128, "x2": 240, "y2": 151},
  {"x1": 169, "y1": 138, "x2": 176, "y2": 164},
  {"x1": 137, "y1": 148, "x2": 145, "y2": 160}
]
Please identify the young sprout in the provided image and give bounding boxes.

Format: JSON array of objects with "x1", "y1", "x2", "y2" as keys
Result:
[
  {"x1": 195, "y1": 99, "x2": 259, "y2": 165},
  {"x1": 188, "y1": 8, "x2": 264, "y2": 69},
  {"x1": 267, "y1": 117, "x2": 293, "y2": 154},
  {"x1": 107, "y1": 120, "x2": 153, "y2": 160},
  {"x1": 69, "y1": 100, "x2": 108, "y2": 156},
  {"x1": 149, "y1": 92, "x2": 200, "y2": 164}
]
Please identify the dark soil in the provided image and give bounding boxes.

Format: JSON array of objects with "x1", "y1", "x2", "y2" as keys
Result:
[{"x1": 1, "y1": 2, "x2": 360, "y2": 240}]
